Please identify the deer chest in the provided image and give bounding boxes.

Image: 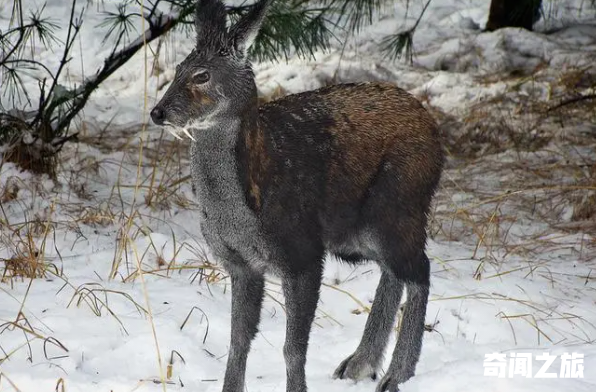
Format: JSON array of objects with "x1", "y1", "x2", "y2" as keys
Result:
[{"x1": 190, "y1": 144, "x2": 272, "y2": 271}]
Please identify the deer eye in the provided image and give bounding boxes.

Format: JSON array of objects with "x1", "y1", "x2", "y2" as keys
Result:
[{"x1": 192, "y1": 70, "x2": 210, "y2": 84}]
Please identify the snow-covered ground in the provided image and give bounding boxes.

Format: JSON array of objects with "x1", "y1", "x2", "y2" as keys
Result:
[{"x1": 1, "y1": 1, "x2": 595, "y2": 391}]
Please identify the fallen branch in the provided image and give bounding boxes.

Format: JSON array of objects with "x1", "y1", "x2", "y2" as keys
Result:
[{"x1": 548, "y1": 94, "x2": 596, "y2": 112}]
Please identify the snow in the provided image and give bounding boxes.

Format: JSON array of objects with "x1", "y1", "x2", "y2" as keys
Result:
[{"x1": 1, "y1": 1, "x2": 595, "y2": 392}]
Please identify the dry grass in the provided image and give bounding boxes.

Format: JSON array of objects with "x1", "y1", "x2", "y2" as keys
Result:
[
  {"x1": 428, "y1": 65, "x2": 596, "y2": 262},
  {"x1": 1, "y1": 204, "x2": 61, "y2": 281},
  {"x1": 1, "y1": 47, "x2": 595, "y2": 392},
  {"x1": 0, "y1": 176, "x2": 21, "y2": 204},
  {"x1": 0, "y1": 106, "x2": 209, "y2": 392},
  {"x1": 0, "y1": 121, "x2": 60, "y2": 179},
  {"x1": 432, "y1": 292, "x2": 596, "y2": 345}
]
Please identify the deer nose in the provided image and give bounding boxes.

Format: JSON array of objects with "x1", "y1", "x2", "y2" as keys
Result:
[{"x1": 150, "y1": 107, "x2": 166, "y2": 125}]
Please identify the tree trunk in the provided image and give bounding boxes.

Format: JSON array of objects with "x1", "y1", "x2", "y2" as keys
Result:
[{"x1": 485, "y1": 0, "x2": 542, "y2": 32}]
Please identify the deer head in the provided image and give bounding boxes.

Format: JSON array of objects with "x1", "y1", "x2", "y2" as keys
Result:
[{"x1": 150, "y1": 0, "x2": 272, "y2": 139}]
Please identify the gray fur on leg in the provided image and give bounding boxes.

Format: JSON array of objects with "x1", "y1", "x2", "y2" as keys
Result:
[
  {"x1": 222, "y1": 267, "x2": 265, "y2": 392},
  {"x1": 334, "y1": 271, "x2": 404, "y2": 381},
  {"x1": 376, "y1": 282, "x2": 429, "y2": 392},
  {"x1": 282, "y1": 269, "x2": 322, "y2": 392}
]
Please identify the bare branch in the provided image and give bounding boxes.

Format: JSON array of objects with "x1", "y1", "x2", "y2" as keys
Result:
[{"x1": 54, "y1": 6, "x2": 193, "y2": 132}]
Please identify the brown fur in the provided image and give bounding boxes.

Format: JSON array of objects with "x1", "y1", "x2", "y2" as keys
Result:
[
  {"x1": 247, "y1": 82, "x2": 442, "y2": 215},
  {"x1": 244, "y1": 118, "x2": 271, "y2": 211},
  {"x1": 191, "y1": 86, "x2": 215, "y2": 108},
  {"x1": 326, "y1": 84, "x2": 439, "y2": 202}
]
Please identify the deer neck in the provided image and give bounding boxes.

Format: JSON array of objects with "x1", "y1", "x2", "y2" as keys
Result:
[
  {"x1": 189, "y1": 118, "x2": 241, "y2": 196},
  {"x1": 188, "y1": 108, "x2": 259, "y2": 208},
  {"x1": 188, "y1": 109, "x2": 271, "y2": 268}
]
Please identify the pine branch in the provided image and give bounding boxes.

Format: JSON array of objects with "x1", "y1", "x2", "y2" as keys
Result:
[
  {"x1": 380, "y1": 0, "x2": 432, "y2": 63},
  {"x1": 53, "y1": 6, "x2": 194, "y2": 133},
  {"x1": 246, "y1": 1, "x2": 334, "y2": 62},
  {"x1": 1, "y1": 0, "x2": 61, "y2": 110},
  {"x1": 323, "y1": 0, "x2": 386, "y2": 33},
  {"x1": 98, "y1": 2, "x2": 139, "y2": 55},
  {"x1": 33, "y1": 0, "x2": 84, "y2": 134},
  {"x1": 0, "y1": 0, "x2": 25, "y2": 64}
]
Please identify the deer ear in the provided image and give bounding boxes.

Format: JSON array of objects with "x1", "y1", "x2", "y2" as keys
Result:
[
  {"x1": 195, "y1": 0, "x2": 228, "y2": 49},
  {"x1": 229, "y1": 0, "x2": 272, "y2": 57}
]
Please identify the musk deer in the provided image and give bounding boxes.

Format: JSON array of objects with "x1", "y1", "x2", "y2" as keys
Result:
[{"x1": 150, "y1": 1, "x2": 443, "y2": 391}]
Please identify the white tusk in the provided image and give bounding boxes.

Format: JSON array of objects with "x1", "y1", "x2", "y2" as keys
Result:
[
  {"x1": 167, "y1": 128, "x2": 183, "y2": 140},
  {"x1": 182, "y1": 128, "x2": 196, "y2": 141}
]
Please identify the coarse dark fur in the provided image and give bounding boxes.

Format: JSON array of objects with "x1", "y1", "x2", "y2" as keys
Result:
[{"x1": 150, "y1": 1, "x2": 444, "y2": 392}]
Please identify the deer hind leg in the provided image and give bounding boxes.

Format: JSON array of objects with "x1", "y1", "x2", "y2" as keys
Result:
[
  {"x1": 334, "y1": 205, "x2": 430, "y2": 391},
  {"x1": 376, "y1": 252, "x2": 430, "y2": 392},
  {"x1": 333, "y1": 270, "x2": 404, "y2": 381}
]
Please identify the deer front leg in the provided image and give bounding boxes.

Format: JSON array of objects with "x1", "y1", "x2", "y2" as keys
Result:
[
  {"x1": 222, "y1": 266, "x2": 265, "y2": 392},
  {"x1": 281, "y1": 267, "x2": 323, "y2": 392}
]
